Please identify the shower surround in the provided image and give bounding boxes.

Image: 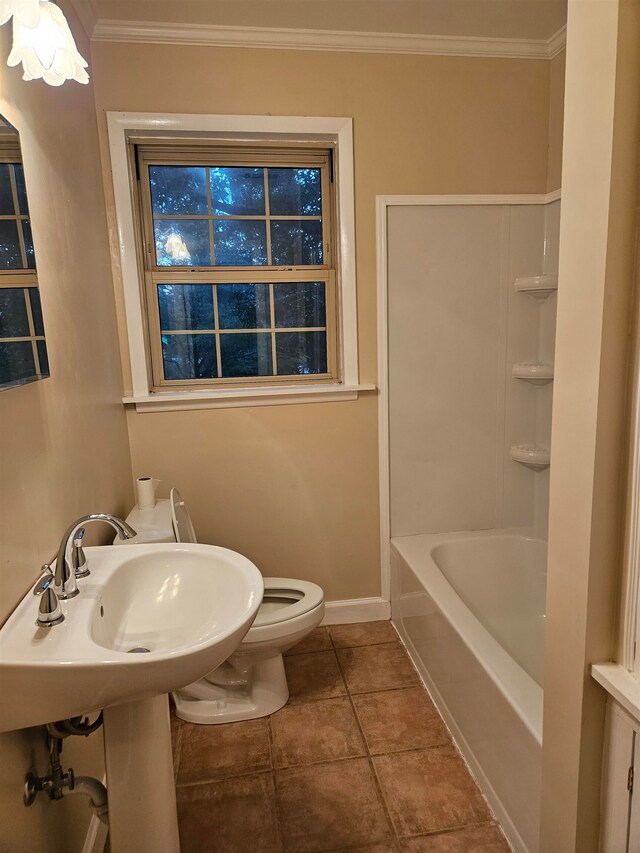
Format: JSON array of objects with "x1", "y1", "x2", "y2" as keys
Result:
[{"x1": 379, "y1": 194, "x2": 560, "y2": 853}]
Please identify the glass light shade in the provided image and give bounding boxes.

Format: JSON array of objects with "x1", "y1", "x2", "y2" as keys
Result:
[
  {"x1": 165, "y1": 233, "x2": 191, "y2": 261},
  {"x1": 7, "y1": 0, "x2": 89, "y2": 86},
  {"x1": 0, "y1": 0, "x2": 40, "y2": 27}
]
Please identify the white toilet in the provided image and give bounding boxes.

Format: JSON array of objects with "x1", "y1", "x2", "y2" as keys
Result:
[{"x1": 120, "y1": 488, "x2": 325, "y2": 724}]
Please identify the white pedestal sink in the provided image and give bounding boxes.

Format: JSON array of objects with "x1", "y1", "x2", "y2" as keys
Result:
[{"x1": 0, "y1": 543, "x2": 264, "y2": 852}]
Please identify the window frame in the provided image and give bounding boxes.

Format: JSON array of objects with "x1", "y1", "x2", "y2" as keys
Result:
[
  {"x1": 135, "y1": 142, "x2": 337, "y2": 390},
  {"x1": 0, "y1": 139, "x2": 48, "y2": 385},
  {"x1": 107, "y1": 113, "x2": 369, "y2": 410}
]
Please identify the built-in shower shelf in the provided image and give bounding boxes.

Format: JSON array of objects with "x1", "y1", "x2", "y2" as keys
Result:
[
  {"x1": 510, "y1": 444, "x2": 551, "y2": 471},
  {"x1": 514, "y1": 274, "x2": 558, "y2": 301},
  {"x1": 512, "y1": 362, "x2": 554, "y2": 385}
]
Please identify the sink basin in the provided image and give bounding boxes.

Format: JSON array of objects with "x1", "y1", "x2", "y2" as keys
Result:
[{"x1": 0, "y1": 543, "x2": 263, "y2": 733}]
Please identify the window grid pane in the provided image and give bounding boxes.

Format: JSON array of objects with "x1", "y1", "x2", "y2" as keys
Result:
[
  {"x1": 158, "y1": 283, "x2": 215, "y2": 330},
  {"x1": 0, "y1": 286, "x2": 48, "y2": 380},
  {"x1": 220, "y1": 332, "x2": 273, "y2": 378},
  {"x1": 156, "y1": 280, "x2": 328, "y2": 381},
  {"x1": 268, "y1": 282, "x2": 277, "y2": 373},
  {"x1": 141, "y1": 147, "x2": 335, "y2": 388},
  {"x1": 210, "y1": 167, "x2": 265, "y2": 217},
  {"x1": 0, "y1": 286, "x2": 30, "y2": 337},
  {"x1": 0, "y1": 164, "x2": 31, "y2": 270},
  {"x1": 149, "y1": 165, "x2": 324, "y2": 270},
  {"x1": 14, "y1": 164, "x2": 28, "y2": 215},
  {"x1": 0, "y1": 148, "x2": 47, "y2": 389},
  {"x1": 264, "y1": 169, "x2": 272, "y2": 266},
  {"x1": 268, "y1": 168, "x2": 322, "y2": 216},
  {"x1": 149, "y1": 165, "x2": 208, "y2": 215},
  {"x1": 275, "y1": 330, "x2": 328, "y2": 376},
  {"x1": 161, "y1": 333, "x2": 217, "y2": 380},
  {"x1": 206, "y1": 175, "x2": 216, "y2": 267},
  {"x1": 211, "y1": 283, "x2": 222, "y2": 377},
  {"x1": 213, "y1": 220, "x2": 268, "y2": 266},
  {"x1": 0, "y1": 340, "x2": 36, "y2": 385}
]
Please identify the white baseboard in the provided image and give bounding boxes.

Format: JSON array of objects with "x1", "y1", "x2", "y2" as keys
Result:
[{"x1": 321, "y1": 597, "x2": 391, "y2": 625}]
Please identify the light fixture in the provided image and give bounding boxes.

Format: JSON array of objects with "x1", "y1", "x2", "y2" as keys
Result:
[
  {"x1": 165, "y1": 233, "x2": 191, "y2": 261},
  {"x1": 3, "y1": 0, "x2": 89, "y2": 86},
  {"x1": 0, "y1": 0, "x2": 39, "y2": 27}
]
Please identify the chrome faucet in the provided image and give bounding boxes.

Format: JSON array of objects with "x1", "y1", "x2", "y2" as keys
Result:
[
  {"x1": 50, "y1": 514, "x2": 137, "y2": 600},
  {"x1": 34, "y1": 513, "x2": 137, "y2": 628}
]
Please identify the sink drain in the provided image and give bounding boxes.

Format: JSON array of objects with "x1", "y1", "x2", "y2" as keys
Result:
[{"x1": 127, "y1": 647, "x2": 151, "y2": 653}]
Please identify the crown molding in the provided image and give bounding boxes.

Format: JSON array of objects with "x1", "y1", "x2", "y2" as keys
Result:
[
  {"x1": 91, "y1": 20, "x2": 567, "y2": 60},
  {"x1": 66, "y1": 0, "x2": 98, "y2": 41},
  {"x1": 547, "y1": 25, "x2": 567, "y2": 58}
]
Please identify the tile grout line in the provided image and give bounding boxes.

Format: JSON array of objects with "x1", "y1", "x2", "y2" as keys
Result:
[
  {"x1": 176, "y1": 767, "x2": 274, "y2": 790},
  {"x1": 279, "y1": 646, "x2": 363, "y2": 853},
  {"x1": 390, "y1": 624, "x2": 512, "y2": 848},
  {"x1": 267, "y1": 714, "x2": 286, "y2": 853},
  {"x1": 275, "y1": 740, "x2": 452, "y2": 772},
  {"x1": 402, "y1": 818, "x2": 506, "y2": 840},
  {"x1": 174, "y1": 739, "x2": 457, "y2": 790},
  {"x1": 173, "y1": 719, "x2": 184, "y2": 785},
  {"x1": 333, "y1": 645, "x2": 402, "y2": 851},
  {"x1": 286, "y1": 681, "x2": 435, "y2": 707}
]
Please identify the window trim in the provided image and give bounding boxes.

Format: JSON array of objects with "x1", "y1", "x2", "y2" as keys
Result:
[{"x1": 107, "y1": 112, "x2": 369, "y2": 409}]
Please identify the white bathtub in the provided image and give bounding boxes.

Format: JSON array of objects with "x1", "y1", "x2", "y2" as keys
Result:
[{"x1": 391, "y1": 530, "x2": 546, "y2": 853}]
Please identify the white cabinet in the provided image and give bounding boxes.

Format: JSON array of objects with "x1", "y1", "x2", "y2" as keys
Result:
[{"x1": 600, "y1": 698, "x2": 639, "y2": 852}]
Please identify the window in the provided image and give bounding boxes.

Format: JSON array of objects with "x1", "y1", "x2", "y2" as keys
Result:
[
  {"x1": 134, "y1": 143, "x2": 337, "y2": 390},
  {"x1": 108, "y1": 114, "x2": 366, "y2": 410},
  {"x1": 0, "y1": 138, "x2": 49, "y2": 388}
]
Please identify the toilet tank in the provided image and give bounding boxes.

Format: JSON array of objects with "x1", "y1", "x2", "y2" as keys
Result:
[{"x1": 114, "y1": 499, "x2": 176, "y2": 545}]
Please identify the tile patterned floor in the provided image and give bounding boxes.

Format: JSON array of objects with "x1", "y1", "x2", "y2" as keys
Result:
[{"x1": 171, "y1": 621, "x2": 511, "y2": 853}]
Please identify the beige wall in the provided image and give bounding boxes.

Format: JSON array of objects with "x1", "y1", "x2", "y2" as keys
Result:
[
  {"x1": 92, "y1": 0, "x2": 568, "y2": 41},
  {"x1": 547, "y1": 49, "x2": 565, "y2": 192},
  {"x1": 0, "y1": 3, "x2": 133, "y2": 849},
  {"x1": 540, "y1": 0, "x2": 640, "y2": 849},
  {"x1": 92, "y1": 43, "x2": 558, "y2": 601}
]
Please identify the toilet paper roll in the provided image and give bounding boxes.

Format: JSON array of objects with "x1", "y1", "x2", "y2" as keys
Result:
[{"x1": 136, "y1": 477, "x2": 160, "y2": 511}]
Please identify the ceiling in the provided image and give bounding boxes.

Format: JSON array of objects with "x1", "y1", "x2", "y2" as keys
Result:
[{"x1": 84, "y1": 0, "x2": 567, "y2": 42}]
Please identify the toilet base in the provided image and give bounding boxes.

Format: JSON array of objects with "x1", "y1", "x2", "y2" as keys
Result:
[{"x1": 173, "y1": 653, "x2": 289, "y2": 724}]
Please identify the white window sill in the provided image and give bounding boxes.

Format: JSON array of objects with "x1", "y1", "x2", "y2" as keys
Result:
[
  {"x1": 123, "y1": 383, "x2": 377, "y2": 412},
  {"x1": 592, "y1": 662, "x2": 640, "y2": 726}
]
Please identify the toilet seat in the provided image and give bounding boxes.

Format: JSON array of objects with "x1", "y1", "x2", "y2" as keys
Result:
[
  {"x1": 170, "y1": 487, "x2": 197, "y2": 544},
  {"x1": 254, "y1": 578, "x2": 324, "y2": 627}
]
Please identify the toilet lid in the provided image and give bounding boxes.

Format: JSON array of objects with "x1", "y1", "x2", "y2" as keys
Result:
[
  {"x1": 253, "y1": 577, "x2": 324, "y2": 628},
  {"x1": 170, "y1": 488, "x2": 197, "y2": 544}
]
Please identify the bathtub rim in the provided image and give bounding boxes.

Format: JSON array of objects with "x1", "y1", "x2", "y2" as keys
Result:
[{"x1": 391, "y1": 528, "x2": 544, "y2": 744}]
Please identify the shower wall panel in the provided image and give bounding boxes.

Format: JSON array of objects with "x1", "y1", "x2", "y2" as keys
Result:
[{"x1": 388, "y1": 202, "x2": 555, "y2": 538}]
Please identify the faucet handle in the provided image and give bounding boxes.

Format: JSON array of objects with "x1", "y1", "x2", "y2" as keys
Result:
[
  {"x1": 36, "y1": 587, "x2": 64, "y2": 628},
  {"x1": 72, "y1": 528, "x2": 89, "y2": 578},
  {"x1": 33, "y1": 568, "x2": 64, "y2": 627},
  {"x1": 33, "y1": 565, "x2": 54, "y2": 596}
]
